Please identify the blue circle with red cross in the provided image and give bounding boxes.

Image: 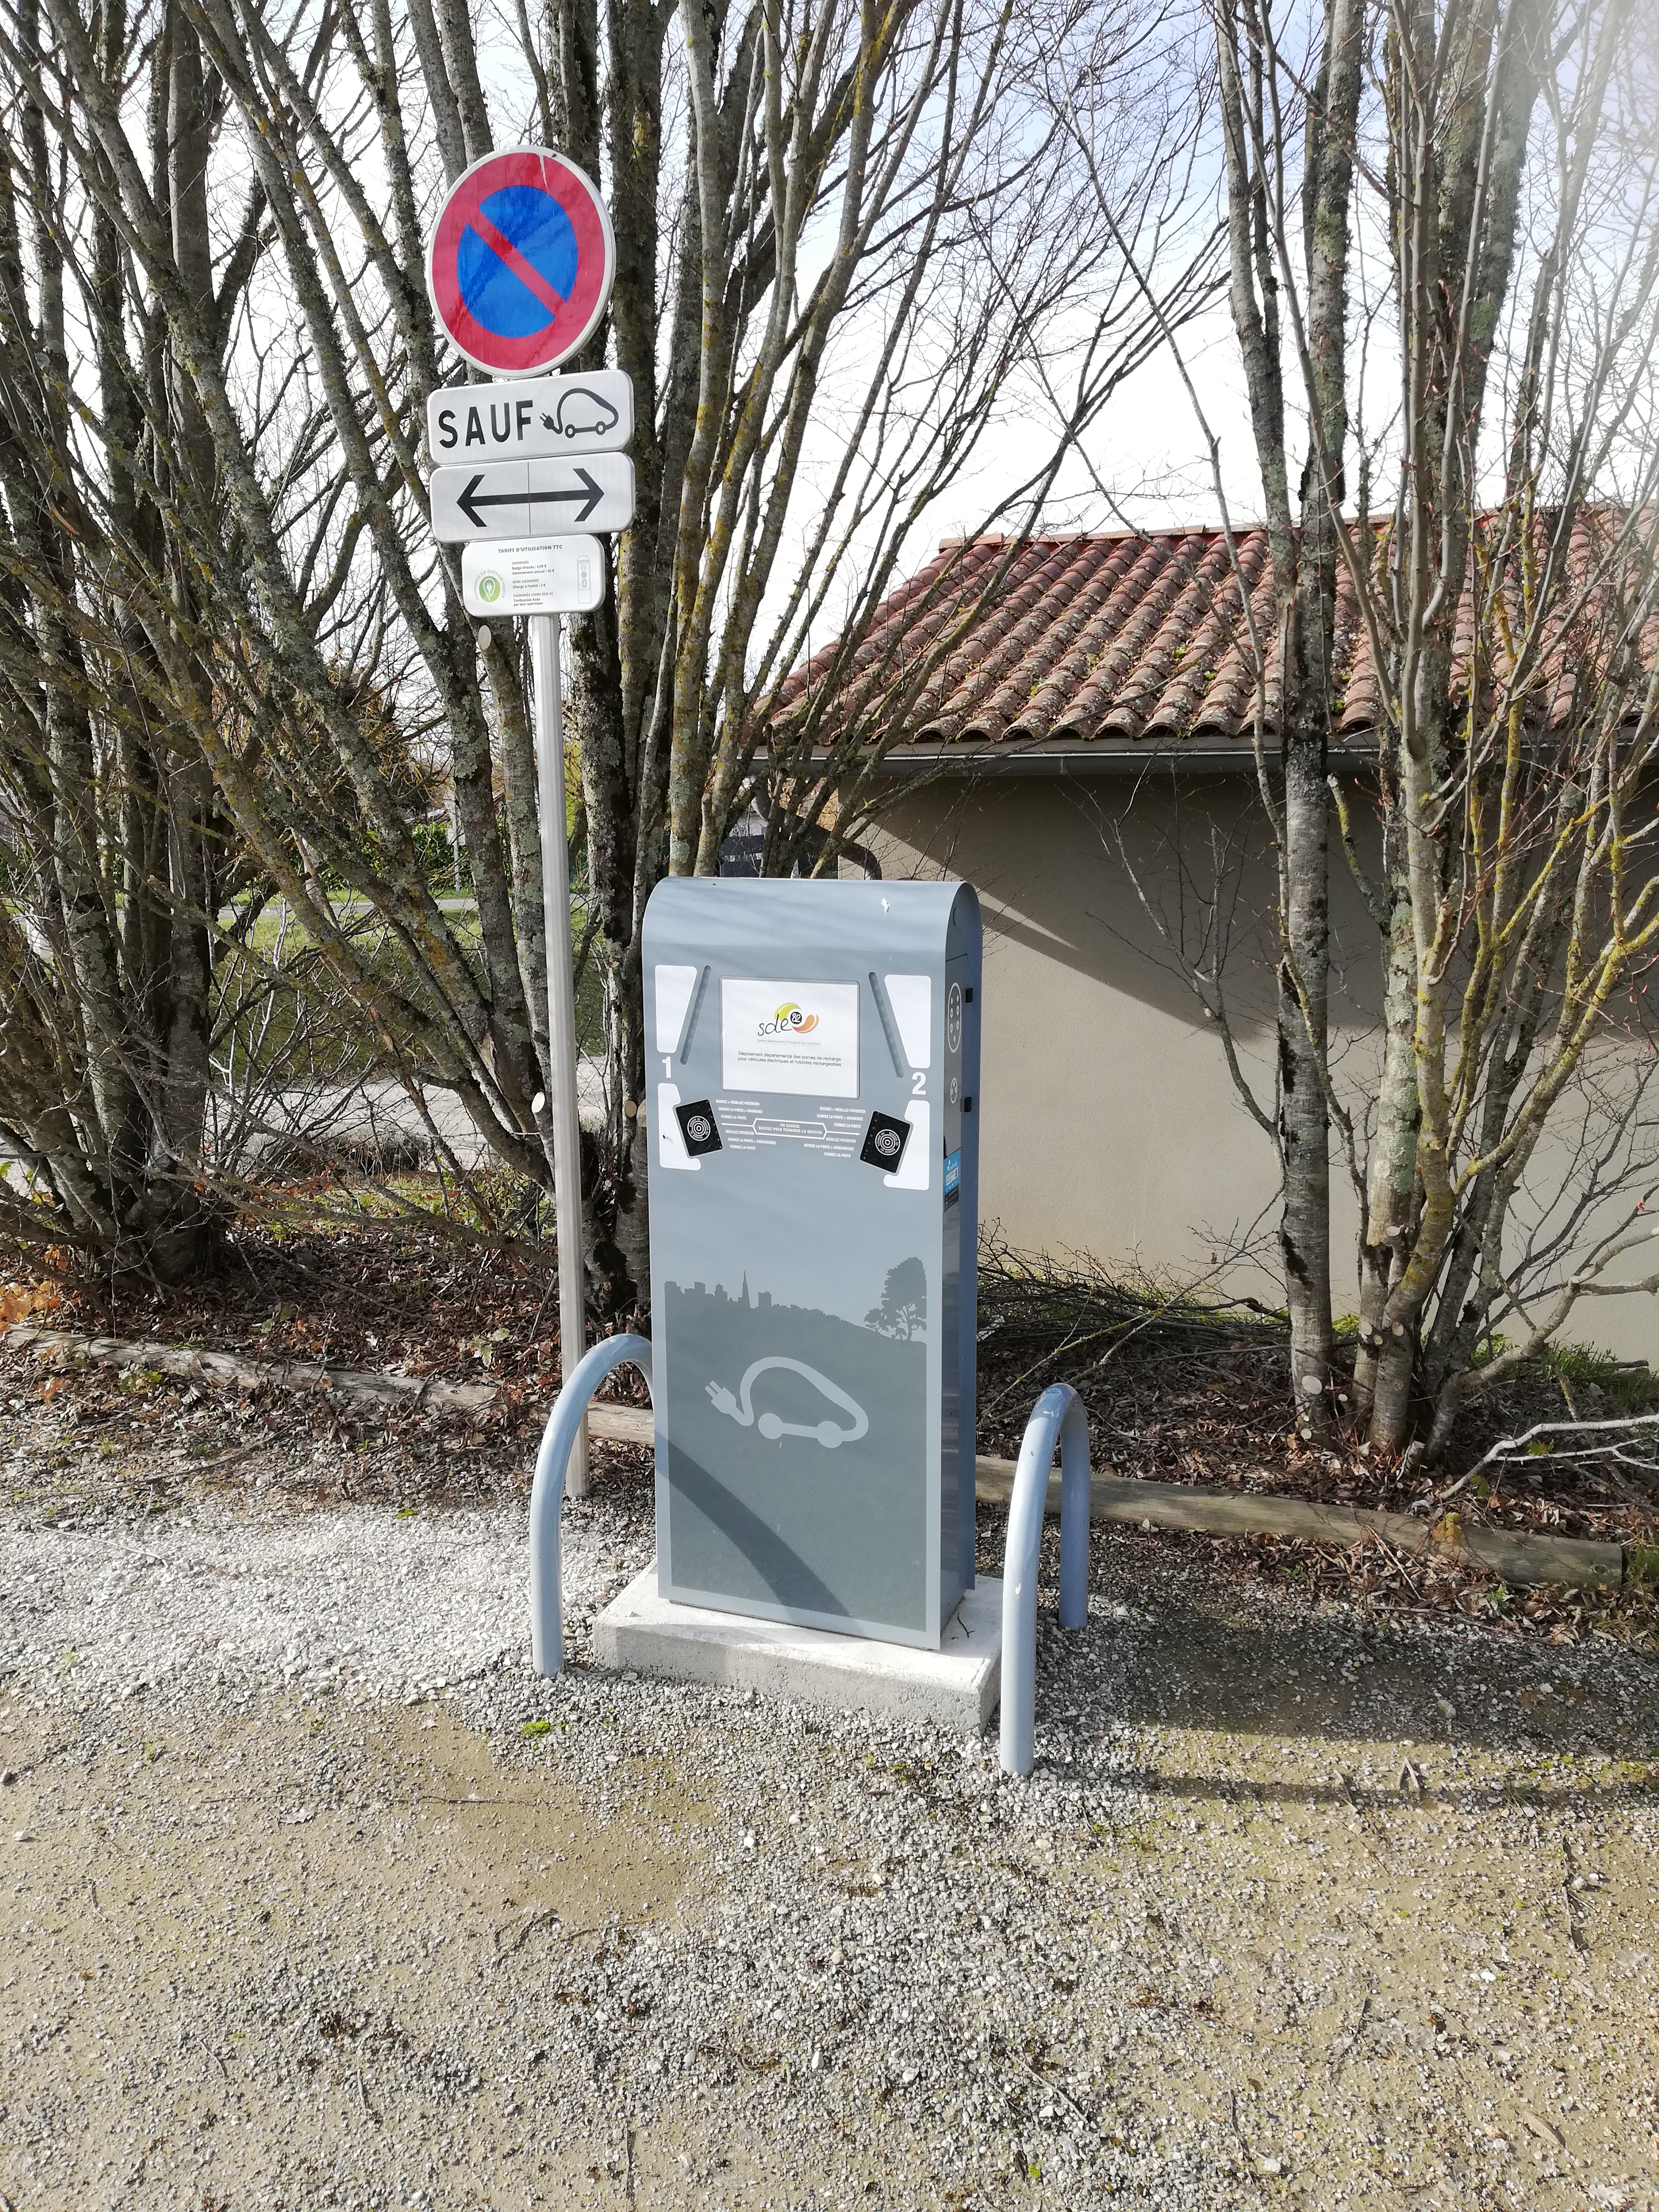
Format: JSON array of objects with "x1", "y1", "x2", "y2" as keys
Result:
[{"x1": 427, "y1": 149, "x2": 615, "y2": 376}]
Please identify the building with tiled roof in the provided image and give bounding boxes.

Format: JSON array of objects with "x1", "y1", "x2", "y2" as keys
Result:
[
  {"x1": 776, "y1": 515, "x2": 1642, "y2": 771},
  {"x1": 768, "y1": 523, "x2": 1652, "y2": 1360},
  {"x1": 778, "y1": 526, "x2": 1322, "y2": 764}
]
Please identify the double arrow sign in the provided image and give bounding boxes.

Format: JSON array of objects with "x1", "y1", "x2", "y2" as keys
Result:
[{"x1": 430, "y1": 451, "x2": 635, "y2": 542}]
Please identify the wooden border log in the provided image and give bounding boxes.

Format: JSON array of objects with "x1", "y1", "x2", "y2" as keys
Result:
[
  {"x1": 2, "y1": 1324, "x2": 1627, "y2": 1588},
  {"x1": 575, "y1": 1409, "x2": 1622, "y2": 1587},
  {"x1": 1, "y1": 1324, "x2": 496, "y2": 1414},
  {"x1": 969, "y1": 1456, "x2": 1623, "y2": 1590},
  {"x1": 582, "y1": 1408, "x2": 1620, "y2": 1585}
]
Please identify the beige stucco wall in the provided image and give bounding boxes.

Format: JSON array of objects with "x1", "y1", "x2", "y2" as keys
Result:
[{"x1": 864, "y1": 773, "x2": 1657, "y2": 1364}]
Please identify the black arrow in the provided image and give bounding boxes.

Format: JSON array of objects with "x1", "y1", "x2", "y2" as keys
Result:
[{"x1": 457, "y1": 466, "x2": 603, "y2": 529}]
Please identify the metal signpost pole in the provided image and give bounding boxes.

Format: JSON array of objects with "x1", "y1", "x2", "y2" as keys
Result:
[
  {"x1": 424, "y1": 149, "x2": 628, "y2": 1502},
  {"x1": 531, "y1": 611, "x2": 589, "y2": 1496}
]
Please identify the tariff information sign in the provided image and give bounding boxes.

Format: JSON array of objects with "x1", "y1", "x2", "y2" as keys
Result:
[
  {"x1": 461, "y1": 535, "x2": 606, "y2": 617},
  {"x1": 426, "y1": 149, "x2": 615, "y2": 376}
]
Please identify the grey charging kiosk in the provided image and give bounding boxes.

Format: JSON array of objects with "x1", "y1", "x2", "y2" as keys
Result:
[{"x1": 643, "y1": 879, "x2": 982, "y2": 1649}]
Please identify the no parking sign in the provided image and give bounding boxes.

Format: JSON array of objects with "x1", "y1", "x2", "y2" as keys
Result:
[
  {"x1": 426, "y1": 148, "x2": 615, "y2": 377},
  {"x1": 424, "y1": 152, "x2": 625, "y2": 1457}
]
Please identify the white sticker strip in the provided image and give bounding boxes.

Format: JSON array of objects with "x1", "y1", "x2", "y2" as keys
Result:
[
  {"x1": 885, "y1": 1098, "x2": 930, "y2": 1190},
  {"x1": 884, "y1": 974, "x2": 932, "y2": 1069},
  {"x1": 656, "y1": 1082, "x2": 697, "y2": 1171},
  {"x1": 654, "y1": 965, "x2": 699, "y2": 1056}
]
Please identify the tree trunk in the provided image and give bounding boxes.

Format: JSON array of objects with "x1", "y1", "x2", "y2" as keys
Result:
[
  {"x1": 1279, "y1": 724, "x2": 1334, "y2": 1431},
  {"x1": 1353, "y1": 857, "x2": 1418, "y2": 1421}
]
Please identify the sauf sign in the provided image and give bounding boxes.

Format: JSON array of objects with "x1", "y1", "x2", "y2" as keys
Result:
[
  {"x1": 423, "y1": 146, "x2": 636, "y2": 1493},
  {"x1": 428, "y1": 369, "x2": 634, "y2": 461}
]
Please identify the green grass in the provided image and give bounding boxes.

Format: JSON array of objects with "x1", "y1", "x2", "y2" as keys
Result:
[{"x1": 1544, "y1": 1343, "x2": 1659, "y2": 1416}]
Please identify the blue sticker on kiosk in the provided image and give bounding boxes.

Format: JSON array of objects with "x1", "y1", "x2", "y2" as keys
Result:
[{"x1": 943, "y1": 1148, "x2": 961, "y2": 1196}]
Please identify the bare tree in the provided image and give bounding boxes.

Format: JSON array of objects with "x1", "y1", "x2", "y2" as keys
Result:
[
  {"x1": 1201, "y1": 0, "x2": 1364, "y2": 1437},
  {"x1": 0, "y1": 0, "x2": 1197, "y2": 1306},
  {"x1": 1347, "y1": 0, "x2": 1659, "y2": 1457},
  {"x1": 761, "y1": 6, "x2": 1222, "y2": 869},
  {"x1": 1092, "y1": 0, "x2": 1659, "y2": 1455},
  {"x1": 0, "y1": 0, "x2": 272, "y2": 1275}
]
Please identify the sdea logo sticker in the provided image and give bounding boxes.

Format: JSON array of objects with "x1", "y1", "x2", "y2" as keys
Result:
[{"x1": 721, "y1": 976, "x2": 858, "y2": 1098}]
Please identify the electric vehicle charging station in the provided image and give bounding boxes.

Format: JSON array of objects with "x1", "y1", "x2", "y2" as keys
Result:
[{"x1": 642, "y1": 878, "x2": 982, "y2": 1648}]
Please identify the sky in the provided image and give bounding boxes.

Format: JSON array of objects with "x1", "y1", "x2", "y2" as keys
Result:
[
  {"x1": 459, "y1": 0, "x2": 1275, "y2": 660},
  {"x1": 900, "y1": 301, "x2": 1266, "y2": 547}
]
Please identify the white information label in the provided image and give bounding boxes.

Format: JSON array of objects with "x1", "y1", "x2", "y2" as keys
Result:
[
  {"x1": 461, "y1": 535, "x2": 605, "y2": 616},
  {"x1": 721, "y1": 979, "x2": 860, "y2": 1099},
  {"x1": 427, "y1": 369, "x2": 634, "y2": 462}
]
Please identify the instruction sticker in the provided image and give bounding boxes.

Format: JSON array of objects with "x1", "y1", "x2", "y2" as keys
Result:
[{"x1": 720, "y1": 979, "x2": 860, "y2": 1099}]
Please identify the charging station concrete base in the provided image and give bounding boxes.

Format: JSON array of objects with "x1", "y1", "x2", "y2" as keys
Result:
[{"x1": 593, "y1": 1567, "x2": 1002, "y2": 1729}]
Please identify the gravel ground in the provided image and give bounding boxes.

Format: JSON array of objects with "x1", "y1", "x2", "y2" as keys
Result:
[{"x1": 3, "y1": 1429, "x2": 1659, "y2": 2211}]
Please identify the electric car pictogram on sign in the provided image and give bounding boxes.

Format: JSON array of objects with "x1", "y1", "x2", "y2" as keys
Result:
[{"x1": 426, "y1": 149, "x2": 616, "y2": 377}]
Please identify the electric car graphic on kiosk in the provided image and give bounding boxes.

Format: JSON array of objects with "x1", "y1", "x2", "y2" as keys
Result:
[{"x1": 643, "y1": 878, "x2": 982, "y2": 1649}]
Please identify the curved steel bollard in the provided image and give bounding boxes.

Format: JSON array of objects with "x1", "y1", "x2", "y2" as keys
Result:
[
  {"x1": 1000, "y1": 1382, "x2": 1091, "y2": 1777},
  {"x1": 530, "y1": 1333, "x2": 654, "y2": 1676}
]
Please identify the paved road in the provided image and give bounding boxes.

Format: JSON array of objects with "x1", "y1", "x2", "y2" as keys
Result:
[{"x1": 222, "y1": 1066, "x2": 610, "y2": 1172}]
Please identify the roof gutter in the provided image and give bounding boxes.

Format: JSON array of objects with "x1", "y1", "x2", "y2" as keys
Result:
[{"x1": 831, "y1": 744, "x2": 1378, "y2": 779}]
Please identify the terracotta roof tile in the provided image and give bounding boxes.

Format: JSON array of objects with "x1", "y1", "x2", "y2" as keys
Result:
[{"x1": 773, "y1": 515, "x2": 1655, "y2": 757}]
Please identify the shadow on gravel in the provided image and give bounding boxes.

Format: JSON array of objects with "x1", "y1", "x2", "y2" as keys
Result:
[
  {"x1": 1123, "y1": 1768, "x2": 1659, "y2": 1810},
  {"x1": 1032, "y1": 1594, "x2": 1659, "y2": 1761}
]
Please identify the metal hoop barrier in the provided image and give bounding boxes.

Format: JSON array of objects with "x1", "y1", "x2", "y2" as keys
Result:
[
  {"x1": 529, "y1": 1333, "x2": 654, "y2": 1676},
  {"x1": 1000, "y1": 1382, "x2": 1091, "y2": 1778}
]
